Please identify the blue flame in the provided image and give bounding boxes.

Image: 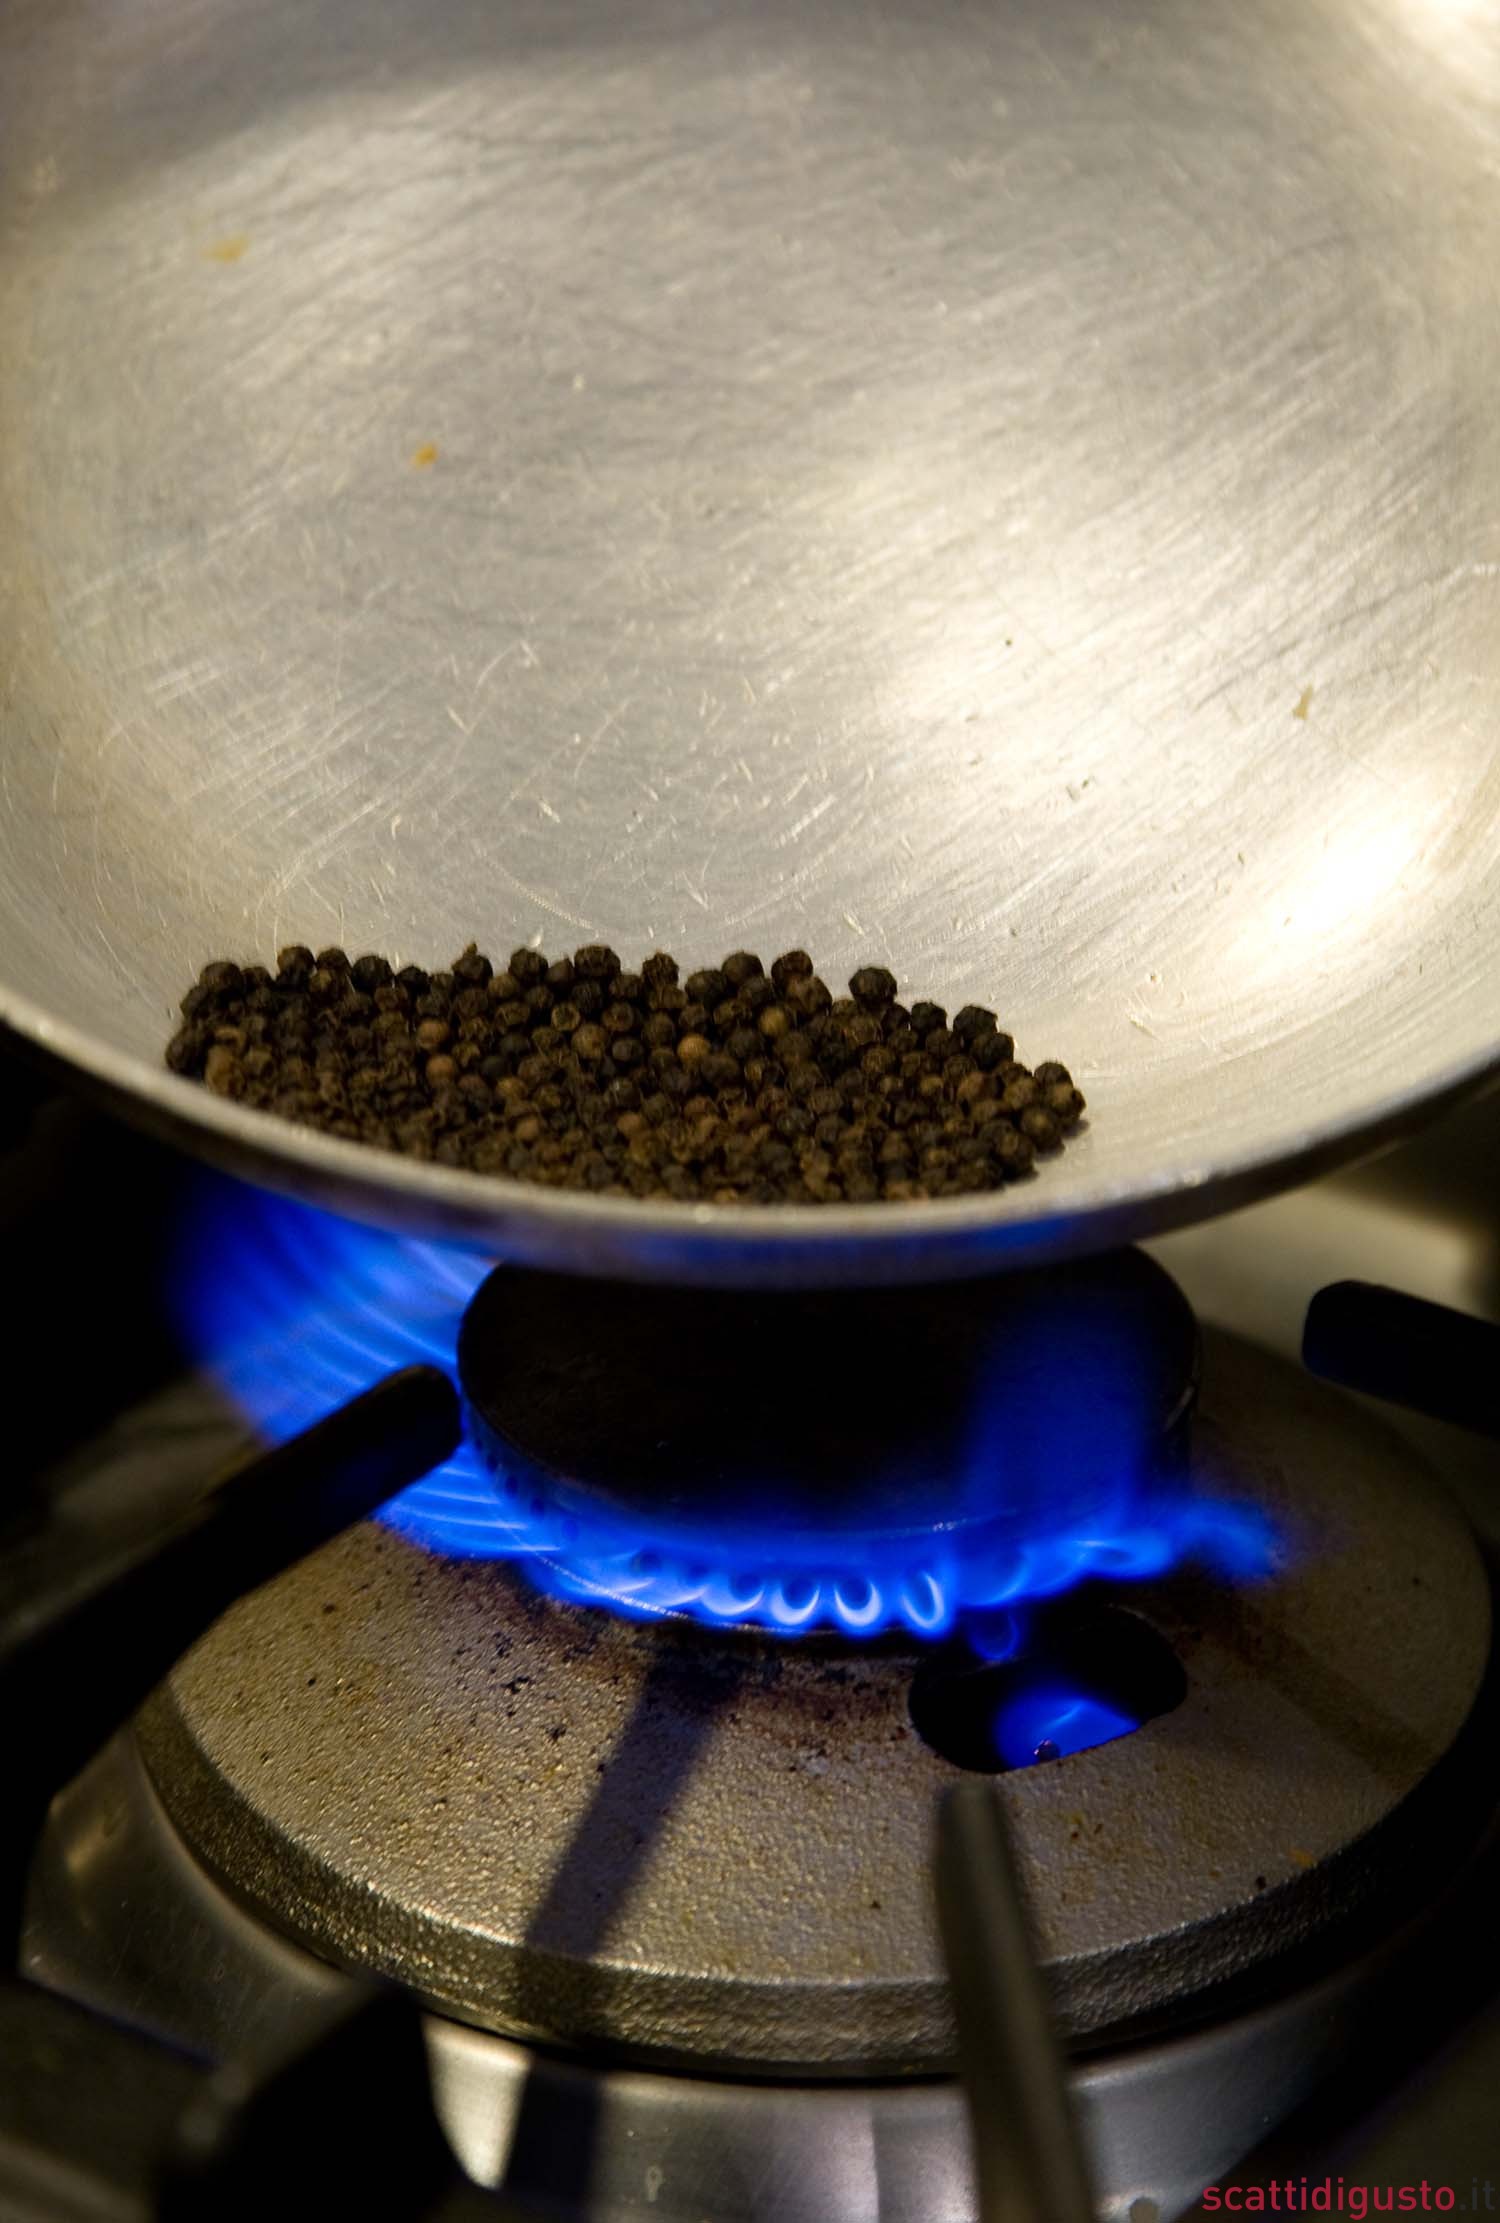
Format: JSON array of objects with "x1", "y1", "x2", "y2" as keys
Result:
[
  {"x1": 994, "y1": 1684, "x2": 1140, "y2": 1769},
  {"x1": 172, "y1": 1179, "x2": 1274, "y2": 1640}
]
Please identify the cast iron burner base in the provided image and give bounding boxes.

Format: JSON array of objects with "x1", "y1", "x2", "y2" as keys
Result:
[
  {"x1": 122, "y1": 1330, "x2": 1490, "y2": 2073},
  {"x1": 26, "y1": 1714, "x2": 1500, "y2": 2223}
]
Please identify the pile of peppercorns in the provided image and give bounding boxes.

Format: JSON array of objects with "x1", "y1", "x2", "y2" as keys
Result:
[{"x1": 165, "y1": 943, "x2": 1085, "y2": 1204}]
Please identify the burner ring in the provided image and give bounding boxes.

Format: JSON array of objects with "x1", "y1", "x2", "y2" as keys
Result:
[{"x1": 455, "y1": 1251, "x2": 1203, "y2": 1636}]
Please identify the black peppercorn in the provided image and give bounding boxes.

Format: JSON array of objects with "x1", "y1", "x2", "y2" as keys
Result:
[
  {"x1": 1020, "y1": 1105, "x2": 1064, "y2": 1151},
  {"x1": 849, "y1": 966, "x2": 897, "y2": 1009},
  {"x1": 165, "y1": 1024, "x2": 207, "y2": 1074},
  {"x1": 204, "y1": 1045, "x2": 243, "y2": 1095},
  {"x1": 992, "y1": 1125, "x2": 1035, "y2": 1177},
  {"x1": 684, "y1": 968, "x2": 729, "y2": 1008},
  {"x1": 722, "y1": 951, "x2": 765, "y2": 987},
  {"x1": 350, "y1": 953, "x2": 393, "y2": 995},
  {"x1": 770, "y1": 950, "x2": 814, "y2": 990},
  {"x1": 575, "y1": 944, "x2": 622, "y2": 982},
  {"x1": 971, "y1": 1031, "x2": 1014, "y2": 1072},
  {"x1": 700, "y1": 1052, "x2": 741, "y2": 1093},
  {"x1": 198, "y1": 959, "x2": 244, "y2": 998},
  {"x1": 451, "y1": 946, "x2": 493, "y2": 991},
  {"x1": 786, "y1": 974, "x2": 833, "y2": 1019}
]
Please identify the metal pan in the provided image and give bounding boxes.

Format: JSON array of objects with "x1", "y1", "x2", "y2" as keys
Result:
[{"x1": 2, "y1": 0, "x2": 1498, "y2": 1287}]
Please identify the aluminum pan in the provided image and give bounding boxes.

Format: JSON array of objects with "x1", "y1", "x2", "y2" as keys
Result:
[{"x1": 2, "y1": 0, "x2": 1498, "y2": 1283}]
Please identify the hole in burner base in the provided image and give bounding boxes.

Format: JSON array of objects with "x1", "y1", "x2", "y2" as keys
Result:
[{"x1": 909, "y1": 1601, "x2": 1186, "y2": 1771}]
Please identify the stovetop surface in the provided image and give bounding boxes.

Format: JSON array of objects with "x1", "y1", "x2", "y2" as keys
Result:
[{"x1": 4, "y1": 1039, "x2": 1498, "y2": 2219}]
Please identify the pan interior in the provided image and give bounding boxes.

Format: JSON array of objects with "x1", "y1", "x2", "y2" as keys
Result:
[{"x1": 2, "y1": 0, "x2": 1498, "y2": 1271}]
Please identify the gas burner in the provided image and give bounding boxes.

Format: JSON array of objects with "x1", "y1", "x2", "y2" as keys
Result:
[
  {"x1": 126, "y1": 1331, "x2": 1489, "y2": 2099},
  {"x1": 18, "y1": 1156, "x2": 1500, "y2": 2223},
  {"x1": 176, "y1": 1182, "x2": 1270, "y2": 1637}
]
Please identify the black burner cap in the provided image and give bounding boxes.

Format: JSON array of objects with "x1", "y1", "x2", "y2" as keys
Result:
[{"x1": 457, "y1": 1250, "x2": 1197, "y2": 1540}]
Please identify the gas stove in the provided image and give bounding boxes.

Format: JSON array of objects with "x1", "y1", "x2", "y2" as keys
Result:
[{"x1": 4, "y1": 1047, "x2": 1499, "y2": 2223}]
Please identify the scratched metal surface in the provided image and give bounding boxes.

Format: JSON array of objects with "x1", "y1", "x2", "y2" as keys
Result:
[{"x1": 1, "y1": 0, "x2": 1498, "y2": 1284}]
